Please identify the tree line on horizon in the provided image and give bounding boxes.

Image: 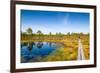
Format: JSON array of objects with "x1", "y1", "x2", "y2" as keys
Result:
[{"x1": 21, "y1": 27, "x2": 89, "y2": 36}]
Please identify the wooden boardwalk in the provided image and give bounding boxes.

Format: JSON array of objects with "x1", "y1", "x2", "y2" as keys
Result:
[{"x1": 77, "y1": 39, "x2": 85, "y2": 60}]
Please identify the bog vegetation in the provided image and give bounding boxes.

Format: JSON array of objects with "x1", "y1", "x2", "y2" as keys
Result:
[{"x1": 21, "y1": 27, "x2": 90, "y2": 61}]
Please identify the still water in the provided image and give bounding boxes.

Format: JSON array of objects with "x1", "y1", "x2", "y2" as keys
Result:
[{"x1": 21, "y1": 42, "x2": 64, "y2": 63}]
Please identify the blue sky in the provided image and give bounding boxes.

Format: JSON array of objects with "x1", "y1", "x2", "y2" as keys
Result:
[{"x1": 21, "y1": 10, "x2": 90, "y2": 34}]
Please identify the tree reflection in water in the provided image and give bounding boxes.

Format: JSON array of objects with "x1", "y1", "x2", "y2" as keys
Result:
[
  {"x1": 23, "y1": 42, "x2": 54, "y2": 52},
  {"x1": 49, "y1": 42, "x2": 52, "y2": 47},
  {"x1": 27, "y1": 42, "x2": 36, "y2": 51},
  {"x1": 21, "y1": 42, "x2": 63, "y2": 63},
  {"x1": 21, "y1": 42, "x2": 27, "y2": 48},
  {"x1": 36, "y1": 42, "x2": 43, "y2": 48},
  {"x1": 27, "y1": 42, "x2": 44, "y2": 51}
]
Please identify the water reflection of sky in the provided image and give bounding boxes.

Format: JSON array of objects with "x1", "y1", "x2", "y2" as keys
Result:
[{"x1": 21, "y1": 42, "x2": 63, "y2": 63}]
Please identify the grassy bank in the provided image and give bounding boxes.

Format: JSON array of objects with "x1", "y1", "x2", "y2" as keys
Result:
[{"x1": 21, "y1": 34, "x2": 90, "y2": 61}]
